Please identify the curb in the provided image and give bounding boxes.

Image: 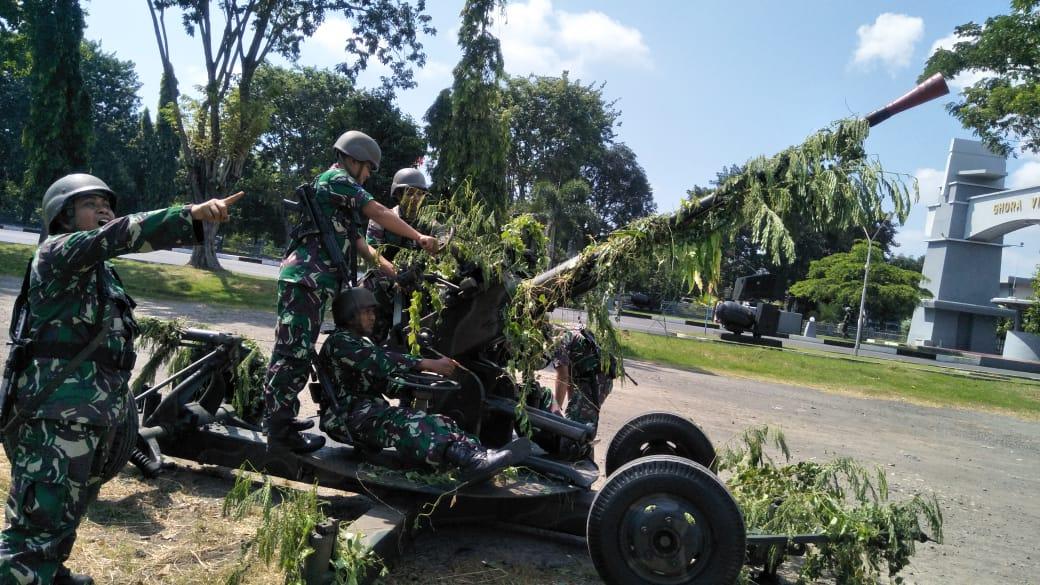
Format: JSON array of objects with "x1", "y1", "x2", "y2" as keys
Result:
[{"x1": 1, "y1": 224, "x2": 41, "y2": 234}]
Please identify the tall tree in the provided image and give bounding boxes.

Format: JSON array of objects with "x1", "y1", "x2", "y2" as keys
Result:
[
  {"x1": 586, "y1": 143, "x2": 656, "y2": 237},
  {"x1": 21, "y1": 0, "x2": 92, "y2": 226},
  {"x1": 0, "y1": 9, "x2": 30, "y2": 222},
  {"x1": 146, "y1": 0, "x2": 434, "y2": 269},
  {"x1": 153, "y1": 71, "x2": 181, "y2": 207},
  {"x1": 788, "y1": 240, "x2": 929, "y2": 324},
  {"x1": 528, "y1": 179, "x2": 596, "y2": 263},
  {"x1": 81, "y1": 40, "x2": 142, "y2": 208},
  {"x1": 425, "y1": 0, "x2": 509, "y2": 215},
  {"x1": 920, "y1": 0, "x2": 1040, "y2": 156},
  {"x1": 504, "y1": 73, "x2": 618, "y2": 203}
]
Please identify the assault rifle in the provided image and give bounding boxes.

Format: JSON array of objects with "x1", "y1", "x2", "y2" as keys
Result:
[
  {"x1": 283, "y1": 183, "x2": 359, "y2": 289},
  {"x1": 0, "y1": 264, "x2": 33, "y2": 425}
]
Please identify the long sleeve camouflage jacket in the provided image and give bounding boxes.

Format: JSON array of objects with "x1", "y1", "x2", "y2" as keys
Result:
[
  {"x1": 15, "y1": 205, "x2": 202, "y2": 425},
  {"x1": 280, "y1": 166, "x2": 374, "y2": 291},
  {"x1": 318, "y1": 329, "x2": 421, "y2": 408}
]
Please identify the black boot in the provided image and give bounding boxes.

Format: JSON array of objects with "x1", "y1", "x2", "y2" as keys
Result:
[
  {"x1": 261, "y1": 417, "x2": 315, "y2": 432},
  {"x1": 444, "y1": 438, "x2": 532, "y2": 486},
  {"x1": 266, "y1": 409, "x2": 325, "y2": 454},
  {"x1": 54, "y1": 566, "x2": 93, "y2": 585}
]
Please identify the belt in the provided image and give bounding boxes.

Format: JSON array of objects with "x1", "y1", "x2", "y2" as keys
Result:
[{"x1": 28, "y1": 341, "x2": 138, "y2": 371}]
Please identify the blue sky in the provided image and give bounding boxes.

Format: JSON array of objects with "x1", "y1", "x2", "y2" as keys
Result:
[{"x1": 82, "y1": 0, "x2": 1040, "y2": 278}]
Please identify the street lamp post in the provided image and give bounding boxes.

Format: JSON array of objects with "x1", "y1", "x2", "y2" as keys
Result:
[{"x1": 853, "y1": 216, "x2": 891, "y2": 357}]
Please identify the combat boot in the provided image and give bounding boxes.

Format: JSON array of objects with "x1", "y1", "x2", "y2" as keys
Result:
[
  {"x1": 266, "y1": 408, "x2": 325, "y2": 454},
  {"x1": 54, "y1": 566, "x2": 94, "y2": 585},
  {"x1": 444, "y1": 438, "x2": 532, "y2": 486}
]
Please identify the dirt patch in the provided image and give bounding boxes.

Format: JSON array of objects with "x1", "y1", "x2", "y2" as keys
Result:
[{"x1": 1, "y1": 276, "x2": 1038, "y2": 584}]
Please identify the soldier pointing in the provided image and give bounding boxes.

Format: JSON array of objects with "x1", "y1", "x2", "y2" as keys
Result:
[{"x1": 0, "y1": 174, "x2": 244, "y2": 585}]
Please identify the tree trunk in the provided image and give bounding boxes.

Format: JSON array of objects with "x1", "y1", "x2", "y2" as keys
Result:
[{"x1": 190, "y1": 221, "x2": 223, "y2": 270}]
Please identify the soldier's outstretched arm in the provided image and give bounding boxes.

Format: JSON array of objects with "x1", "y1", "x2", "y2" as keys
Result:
[
  {"x1": 39, "y1": 192, "x2": 246, "y2": 275},
  {"x1": 355, "y1": 237, "x2": 396, "y2": 277},
  {"x1": 361, "y1": 200, "x2": 439, "y2": 255},
  {"x1": 325, "y1": 333, "x2": 421, "y2": 380}
]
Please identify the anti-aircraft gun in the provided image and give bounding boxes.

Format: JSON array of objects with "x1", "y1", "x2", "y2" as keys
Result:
[{"x1": 79, "y1": 74, "x2": 949, "y2": 585}]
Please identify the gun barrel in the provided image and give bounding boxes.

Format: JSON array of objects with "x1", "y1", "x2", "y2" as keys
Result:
[{"x1": 865, "y1": 73, "x2": 949, "y2": 127}]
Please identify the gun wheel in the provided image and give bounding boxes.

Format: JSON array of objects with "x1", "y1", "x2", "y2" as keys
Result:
[
  {"x1": 606, "y1": 412, "x2": 716, "y2": 476},
  {"x1": 587, "y1": 455, "x2": 745, "y2": 585},
  {"x1": 100, "y1": 403, "x2": 140, "y2": 483}
]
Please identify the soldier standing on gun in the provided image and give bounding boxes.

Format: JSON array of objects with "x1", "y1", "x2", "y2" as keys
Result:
[
  {"x1": 319, "y1": 288, "x2": 530, "y2": 484},
  {"x1": 0, "y1": 174, "x2": 243, "y2": 585},
  {"x1": 264, "y1": 131, "x2": 440, "y2": 453}
]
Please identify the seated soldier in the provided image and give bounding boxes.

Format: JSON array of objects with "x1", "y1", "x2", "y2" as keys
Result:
[{"x1": 318, "y1": 288, "x2": 530, "y2": 485}]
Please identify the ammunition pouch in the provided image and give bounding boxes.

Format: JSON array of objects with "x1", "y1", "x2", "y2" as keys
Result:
[{"x1": 27, "y1": 341, "x2": 138, "y2": 371}]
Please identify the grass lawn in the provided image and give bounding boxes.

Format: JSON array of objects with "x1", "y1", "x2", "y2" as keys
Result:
[
  {"x1": 1, "y1": 241, "x2": 277, "y2": 311},
  {"x1": 619, "y1": 329, "x2": 1040, "y2": 419}
]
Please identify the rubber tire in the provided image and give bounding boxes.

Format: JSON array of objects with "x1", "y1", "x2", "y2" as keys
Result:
[
  {"x1": 606, "y1": 412, "x2": 716, "y2": 476},
  {"x1": 587, "y1": 455, "x2": 746, "y2": 585},
  {"x1": 100, "y1": 403, "x2": 139, "y2": 483}
]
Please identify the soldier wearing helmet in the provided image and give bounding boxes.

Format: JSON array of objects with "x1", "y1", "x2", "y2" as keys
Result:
[
  {"x1": 0, "y1": 173, "x2": 243, "y2": 585},
  {"x1": 317, "y1": 288, "x2": 531, "y2": 485},
  {"x1": 365, "y1": 167, "x2": 439, "y2": 262},
  {"x1": 263, "y1": 131, "x2": 441, "y2": 453}
]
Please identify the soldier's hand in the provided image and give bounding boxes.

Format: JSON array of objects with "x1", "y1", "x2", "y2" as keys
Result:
[
  {"x1": 417, "y1": 234, "x2": 440, "y2": 255},
  {"x1": 190, "y1": 191, "x2": 245, "y2": 222},
  {"x1": 423, "y1": 356, "x2": 458, "y2": 377}
]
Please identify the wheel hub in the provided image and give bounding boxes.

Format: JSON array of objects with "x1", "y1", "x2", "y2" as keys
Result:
[{"x1": 620, "y1": 494, "x2": 709, "y2": 582}]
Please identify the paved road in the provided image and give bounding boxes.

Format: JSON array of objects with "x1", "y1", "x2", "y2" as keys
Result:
[
  {"x1": 552, "y1": 308, "x2": 1040, "y2": 381},
  {"x1": 0, "y1": 227, "x2": 280, "y2": 279}
]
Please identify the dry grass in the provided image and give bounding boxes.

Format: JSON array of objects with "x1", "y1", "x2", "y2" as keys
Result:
[{"x1": 0, "y1": 455, "x2": 285, "y2": 585}]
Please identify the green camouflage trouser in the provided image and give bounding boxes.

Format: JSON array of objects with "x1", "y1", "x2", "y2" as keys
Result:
[
  {"x1": 324, "y1": 398, "x2": 479, "y2": 467},
  {"x1": 265, "y1": 280, "x2": 337, "y2": 417},
  {"x1": 0, "y1": 420, "x2": 113, "y2": 585},
  {"x1": 564, "y1": 379, "x2": 605, "y2": 430}
]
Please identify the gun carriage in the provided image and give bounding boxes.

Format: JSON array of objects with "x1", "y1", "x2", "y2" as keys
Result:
[{"x1": 2, "y1": 75, "x2": 949, "y2": 585}]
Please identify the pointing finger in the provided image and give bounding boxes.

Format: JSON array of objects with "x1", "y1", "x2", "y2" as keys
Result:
[{"x1": 222, "y1": 191, "x2": 246, "y2": 206}]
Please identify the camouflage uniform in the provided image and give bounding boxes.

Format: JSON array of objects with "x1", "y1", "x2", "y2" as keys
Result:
[
  {"x1": 552, "y1": 327, "x2": 615, "y2": 432},
  {"x1": 0, "y1": 207, "x2": 201, "y2": 584},
  {"x1": 264, "y1": 166, "x2": 373, "y2": 419},
  {"x1": 365, "y1": 205, "x2": 414, "y2": 264},
  {"x1": 318, "y1": 330, "x2": 479, "y2": 466}
]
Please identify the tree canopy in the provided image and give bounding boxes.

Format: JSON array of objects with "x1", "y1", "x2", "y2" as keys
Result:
[
  {"x1": 788, "y1": 240, "x2": 930, "y2": 324},
  {"x1": 920, "y1": 0, "x2": 1040, "y2": 156},
  {"x1": 504, "y1": 73, "x2": 618, "y2": 203},
  {"x1": 146, "y1": 0, "x2": 434, "y2": 268},
  {"x1": 21, "y1": 0, "x2": 93, "y2": 225},
  {"x1": 425, "y1": 0, "x2": 509, "y2": 215}
]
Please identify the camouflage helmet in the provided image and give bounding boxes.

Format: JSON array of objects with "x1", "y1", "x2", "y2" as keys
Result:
[
  {"x1": 333, "y1": 287, "x2": 379, "y2": 327},
  {"x1": 333, "y1": 130, "x2": 381, "y2": 171},
  {"x1": 391, "y1": 168, "x2": 429, "y2": 198},
  {"x1": 42, "y1": 173, "x2": 116, "y2": 233}
]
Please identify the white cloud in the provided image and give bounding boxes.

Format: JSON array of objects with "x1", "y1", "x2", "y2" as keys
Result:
[
  {"x1": 416, "y1": 60, "x2": 453, "y2": 83},
  {"x1": 914, "y1": 167, "x2": 945, "y2": 203},
  {"x1": 312, "y1": 18, "x2": 353, "y2": 55},
  {"x1": 928, "y1": 33, "x2": 989, "y2": 90},
  {"x1": 1008, "y1": 154, "x2": 1040, "y2": 190},
  {"x1": 852, "y1": 13, "x2": 924, "y2": 72},
  {"x1": 494, "y1": 0, "x2": 651, "y2": 77}
]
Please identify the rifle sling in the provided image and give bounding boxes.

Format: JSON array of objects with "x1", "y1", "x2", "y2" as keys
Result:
[{"x1": 2, "y1": 262, "x2": 113, "y2": 434}]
